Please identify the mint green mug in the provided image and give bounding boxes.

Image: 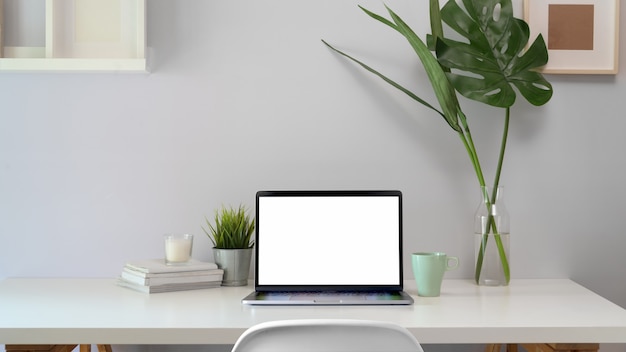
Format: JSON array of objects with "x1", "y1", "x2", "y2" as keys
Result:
[{"x1": 411, "y1": 252, "x2": 459, "y2": 297}]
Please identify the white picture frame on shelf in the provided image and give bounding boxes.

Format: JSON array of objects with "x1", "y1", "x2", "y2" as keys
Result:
[{"x1": 48, "y1": 0, "x2": 145, "y2": 60}]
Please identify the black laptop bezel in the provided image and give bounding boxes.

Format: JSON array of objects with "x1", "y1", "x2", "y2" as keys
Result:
[{"x1": 254, "y1": 190, "x2": 404, "y2": 292}]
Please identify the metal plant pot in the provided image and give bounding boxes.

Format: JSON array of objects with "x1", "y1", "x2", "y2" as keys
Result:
[{"x1": 212, "y1": 248, "x2": 253, "y2": 286}]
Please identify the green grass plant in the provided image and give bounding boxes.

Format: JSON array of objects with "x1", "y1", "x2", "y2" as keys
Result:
[{"x1": 203, "y1": 205, "x2": 255, "y2": 249}]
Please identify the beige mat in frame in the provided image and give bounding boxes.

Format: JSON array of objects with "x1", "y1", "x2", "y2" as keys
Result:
[{"x1": 524, "y1": 0, "x2": 619, "y2": 74}]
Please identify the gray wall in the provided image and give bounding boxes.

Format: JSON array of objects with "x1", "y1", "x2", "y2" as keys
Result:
[{"x1": 1, "y1": 1, "x2": 625, "y2": 351}]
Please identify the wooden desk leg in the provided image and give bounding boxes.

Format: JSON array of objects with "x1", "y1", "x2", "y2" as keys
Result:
[
  {"x1": 547, "y1": 343, "x2": 599, "y2": 352},
  {"x1": 5, "y1": 346, "x2": 78, "y2": 352},
  {"x1": 77, "y1": 346, "x2": 112, "y2": 352},
  {"x1": 520, "y1": 343, "x2": 600, "y2": 352},
  {"x1": 520, "y1": 344, "x2": 547, "y2": 352}
]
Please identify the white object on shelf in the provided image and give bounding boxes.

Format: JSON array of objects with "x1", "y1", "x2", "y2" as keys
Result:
[{"x1": 0, "y1": 0, "x2": 147, "y2": 72}]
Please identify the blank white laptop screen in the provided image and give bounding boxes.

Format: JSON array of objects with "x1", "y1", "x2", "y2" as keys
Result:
[{"x1": 256, "y1": 191, "x2": 401, "y2": 287}]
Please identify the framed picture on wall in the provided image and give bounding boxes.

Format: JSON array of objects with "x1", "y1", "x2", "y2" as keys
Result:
[
  {"x1": 524, "y1": 0, "x2": 620, "y2": 74},
  {"x1": 0, "y1": 0, "x2": 4, "y2": 58}
]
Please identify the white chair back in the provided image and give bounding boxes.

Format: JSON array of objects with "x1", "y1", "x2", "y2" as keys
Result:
[{"x1": 231, "y1": 319, "x2": 424, "y2": 352}]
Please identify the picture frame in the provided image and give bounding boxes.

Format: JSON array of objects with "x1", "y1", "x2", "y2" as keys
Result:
[
  {"x1": 524, "y1": 0, "x2": 620, "y2": 74},
  {"x1": 0, "y1": 0, "x2": 4, "y2": 58}
]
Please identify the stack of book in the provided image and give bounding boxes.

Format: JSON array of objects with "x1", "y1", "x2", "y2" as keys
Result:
[{"x1": 117, "y1": 258, "x2": 224, "y2": 293}]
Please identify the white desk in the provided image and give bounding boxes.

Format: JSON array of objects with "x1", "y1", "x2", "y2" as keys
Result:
[{"x1": 1, "y1": 278, "x2": 626, "y2": 345}]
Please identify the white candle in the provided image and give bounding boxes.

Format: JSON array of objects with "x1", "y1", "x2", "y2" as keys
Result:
[{"x1": 164, "y1": 234, "x2": 193, "y2": 264}]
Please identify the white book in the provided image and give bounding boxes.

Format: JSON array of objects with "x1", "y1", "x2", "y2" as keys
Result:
[
  {"x1": 117, "y1": 278, "x2": 222, "y2": 294},
  {"x1": 120, "y1": 269, "x2": 223, "y2": 286},
  {"x1": 122, "y1": 267, "x2": 224, "y2": 278},
  {"x1": 124, "y1": 259, "x2": 218, "y2": 274}
]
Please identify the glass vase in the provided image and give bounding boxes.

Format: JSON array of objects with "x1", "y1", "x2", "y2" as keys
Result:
[{"x1": 474, "y1": 186, "x2": 510, "y2": 286}]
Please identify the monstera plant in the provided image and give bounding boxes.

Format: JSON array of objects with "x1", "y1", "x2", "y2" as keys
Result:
[{"x1": 323, "y1": 0, "x2": 553, "y2": 284}]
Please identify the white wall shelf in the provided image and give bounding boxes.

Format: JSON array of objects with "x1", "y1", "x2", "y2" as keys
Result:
[{"x1": 0, "y1": 0, "x2": 146, "y2": 72}]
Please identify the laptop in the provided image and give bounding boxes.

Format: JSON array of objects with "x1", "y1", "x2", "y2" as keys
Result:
[{"x1": 242, "y1": 190, "x2": 414, "y2": 305}]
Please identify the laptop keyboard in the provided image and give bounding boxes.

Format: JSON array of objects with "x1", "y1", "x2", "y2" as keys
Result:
[{"x1": 265, "y1": 291, "x2": 401, "y2": 301}]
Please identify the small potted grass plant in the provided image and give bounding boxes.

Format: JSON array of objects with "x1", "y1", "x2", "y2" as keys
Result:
[{"x1": 203, "y1": 205, "x2": 255, "y2": 286}]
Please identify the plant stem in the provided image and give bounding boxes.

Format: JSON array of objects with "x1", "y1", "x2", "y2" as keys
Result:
[
  {"x1": 492, "y1": 107, "x2": 509, "y2": 196},
  {"x1": 457, "y1": 111, "x2": 487, "y2": 187},
  {"x1": 474, "y1": 108, "x2": 511, "y2": 284},
  {"x1": 490, "y1": 107, "x2": 511, "y2": 283},
  {"x1": 455, "y1": 113, "x2": 489, "y2": 283}
]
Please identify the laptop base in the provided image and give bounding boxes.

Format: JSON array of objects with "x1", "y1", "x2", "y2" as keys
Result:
[{"x1": 242, "y1": 290, "x2": 414, "y2": 305}]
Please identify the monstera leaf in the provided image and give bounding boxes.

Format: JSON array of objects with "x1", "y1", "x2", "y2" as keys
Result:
[
  {"x1": 323, "y1": 0, "x2": 555, "y2": 285},
  {"x1": 436, "y1": 0, "x2": 552, "y2": 107},
  {"x1": 324, "y1": 4, "x2": 463, "y2": 134}
]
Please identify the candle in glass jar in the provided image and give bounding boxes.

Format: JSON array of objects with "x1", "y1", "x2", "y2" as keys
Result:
[{"x1": 164, "y1": 234, "x2": 193, "y2": 265}]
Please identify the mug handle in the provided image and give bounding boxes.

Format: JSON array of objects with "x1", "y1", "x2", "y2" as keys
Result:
[{"x1": 446, "y1": 256, "x2": 459, "y2": 270}]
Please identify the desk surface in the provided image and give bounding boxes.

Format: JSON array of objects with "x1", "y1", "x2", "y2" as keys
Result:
[{"x1": 1, "y1": 278, "x2": 626, "y2": 345}]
